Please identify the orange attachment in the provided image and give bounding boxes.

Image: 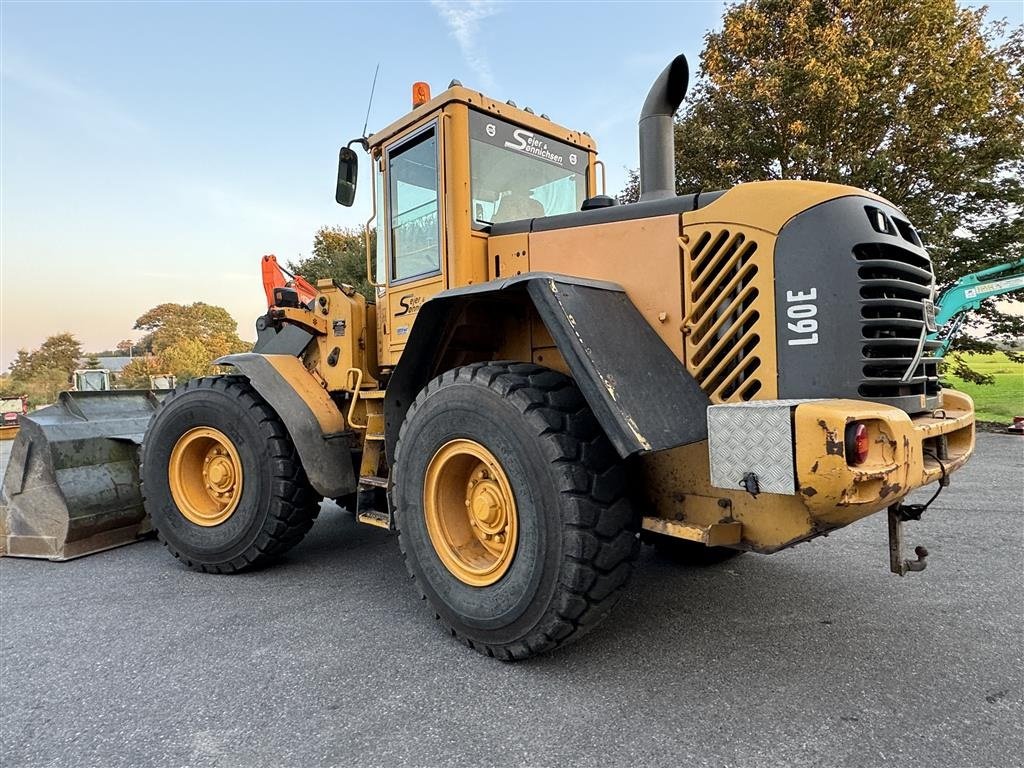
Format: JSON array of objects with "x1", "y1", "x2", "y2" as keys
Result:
[
  {"x1": 412, "y1": 81, "x2": 431, "y2": 107},
  {"x1": 260, "y1": 254, "x2": 318, "y2": 309}
]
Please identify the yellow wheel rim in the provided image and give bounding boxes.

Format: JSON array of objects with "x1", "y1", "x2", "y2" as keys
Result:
[
  {"x1": 423, "y1": 439, "x2": 518, "y2": 587},
  {"x1": 168, "y1": 427, "x2": 244, "y2": 527}
]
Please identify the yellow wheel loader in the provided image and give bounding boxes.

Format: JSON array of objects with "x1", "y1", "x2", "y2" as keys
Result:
[{"x1": 1, "y1": 55, "x2": 975, "y2": 658}]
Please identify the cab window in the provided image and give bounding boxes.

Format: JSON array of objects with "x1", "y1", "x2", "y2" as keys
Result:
[
  {"x1": 388, "y1": 126, "x2": 441, "y2": 282},
  {"x1": 468, "y1": 110, "x2": 587, "y2": 227}
]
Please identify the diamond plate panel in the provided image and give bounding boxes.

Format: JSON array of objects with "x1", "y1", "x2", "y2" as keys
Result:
[{"x1": 707, "y1": 400, "x2": 823, "y2": 494}]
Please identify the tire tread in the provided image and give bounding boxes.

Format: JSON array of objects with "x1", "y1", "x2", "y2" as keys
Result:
[
  {"x1": 141, "y1": 375, "x2": 320, "y2": 574},
  {"x1": 394, "y1": 362, "x2": 639, "y2": 660}
]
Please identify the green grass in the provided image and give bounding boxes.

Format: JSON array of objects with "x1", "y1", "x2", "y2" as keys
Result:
[{"x1": 944, "y1": 352, "x2": 1024, "y2": 423}]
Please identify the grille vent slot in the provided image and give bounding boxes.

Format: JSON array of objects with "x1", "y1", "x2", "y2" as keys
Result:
[
  {"x1": 683, "y1": 228, "x2": 771, "y2": 402},
  {"x1": 855, "y1": 242, "x2": 940, "y2": 403}
]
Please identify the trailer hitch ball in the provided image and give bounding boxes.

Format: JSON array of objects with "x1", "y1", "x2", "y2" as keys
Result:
[{"x1": 888, "y1": 505, "x2": 929, "y2": 576}]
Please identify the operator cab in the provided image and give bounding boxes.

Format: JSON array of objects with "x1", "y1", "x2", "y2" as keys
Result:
[{"x1": 338, "y1": 82, "x2": 598, "y2": 366}]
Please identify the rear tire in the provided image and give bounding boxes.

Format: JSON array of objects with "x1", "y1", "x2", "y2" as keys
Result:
[
  {"x1": 141, "y1": 376, "x2": 320, "y2": 573},
  {"x1": 393, "y1": 362, "x2": 639, "y2": 660}
]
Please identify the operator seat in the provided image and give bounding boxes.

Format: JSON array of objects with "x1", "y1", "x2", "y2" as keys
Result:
[{"x1": 494, "y1": 193, "x2": 545, "y2": 223}]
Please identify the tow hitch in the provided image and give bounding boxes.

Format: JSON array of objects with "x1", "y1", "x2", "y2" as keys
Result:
[
  {"x1": 887, "y1": 449, "x2": 950, "y2": 576},
  {"x1": 888, "y1": 505, "x2": 929, "y2": 575}
]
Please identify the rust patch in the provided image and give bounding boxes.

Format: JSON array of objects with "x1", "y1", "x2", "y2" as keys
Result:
[
  {"x1": 801, "y1": 486, "x2": 818, "y2": 497},
  {"x1": 818, "y1": 419, "x2": 844, "y2": 456},
  {"x1": 810, "y1": 460, "x2": 820, "y2": 474},
  {"x1": 879, "y1": 482, "x2": 902, "y2": 499}
]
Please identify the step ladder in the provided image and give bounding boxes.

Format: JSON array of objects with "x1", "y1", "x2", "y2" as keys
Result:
[{"x1": 351, "y1": 390, "x2": 392, "y2": 530}]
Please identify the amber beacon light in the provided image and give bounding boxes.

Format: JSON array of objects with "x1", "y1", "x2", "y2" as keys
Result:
[{"x1": 412, "y1": 81, "x2": 431, "y2": 107}]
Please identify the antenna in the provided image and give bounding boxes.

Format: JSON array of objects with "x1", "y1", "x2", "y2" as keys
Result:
[{"x1": 361, "y1": 63, "x2": 381, "y2": 139}]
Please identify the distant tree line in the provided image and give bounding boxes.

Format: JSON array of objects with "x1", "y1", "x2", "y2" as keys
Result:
[{"x1": 2, "y1": 305, "x2": 251, "y2": 405}]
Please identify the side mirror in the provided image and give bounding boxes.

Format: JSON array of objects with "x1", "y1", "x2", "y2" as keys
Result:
[{"x1": 336, "y1": 147, "x2": 358, "y2": 206}]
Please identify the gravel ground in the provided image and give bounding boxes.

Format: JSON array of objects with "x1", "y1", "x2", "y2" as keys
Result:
[{"x1": 1, "y1": 434, "x2": 1021, "y2": 768}]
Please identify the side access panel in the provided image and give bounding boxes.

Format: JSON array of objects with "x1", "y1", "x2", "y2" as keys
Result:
[
  {"x1": 215, "y1": 353, "x2": 356, "y2": 499},
  {"x1": 385, "y1": 273, "x2": 710, "y2": 461}
]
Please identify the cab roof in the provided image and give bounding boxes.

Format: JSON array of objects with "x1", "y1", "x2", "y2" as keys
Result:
[{"x1": 367, "y1": 86, "x2": 597, "y2": 153}]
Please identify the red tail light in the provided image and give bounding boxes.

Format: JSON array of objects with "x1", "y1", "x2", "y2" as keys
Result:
[{"x1": 846, "y1": 422, "x2": 870, "y2": 465}]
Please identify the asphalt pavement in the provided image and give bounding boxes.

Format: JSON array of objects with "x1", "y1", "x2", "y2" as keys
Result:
[{"x1": 1, "y1": 434, "x2": 1021, "y2": 768}]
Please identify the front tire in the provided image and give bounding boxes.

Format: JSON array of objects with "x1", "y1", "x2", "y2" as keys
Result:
[
  {"x1": 141, "y1": 376, "x2": 321, "y2": 573},
  {"x1": 393, "y1": 362, "x2": 638, "y2": 660}
]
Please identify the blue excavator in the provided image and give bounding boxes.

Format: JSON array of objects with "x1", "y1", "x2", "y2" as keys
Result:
[{"x1": 930, "y1": 258, "x2": 1024, "y2": 357}]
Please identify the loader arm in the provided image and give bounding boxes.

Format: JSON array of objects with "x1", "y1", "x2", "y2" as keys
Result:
[{"x1": 260, "y1": 254, "x2": 318, "y2": 309}]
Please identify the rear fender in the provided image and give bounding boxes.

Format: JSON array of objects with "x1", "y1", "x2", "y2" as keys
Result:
[
  {"x1": 384, "y1": 273, "x2": 710, "y2": 463},
  {"x1": 214, "y1": 353, "x2": 356, "y2": 498}
]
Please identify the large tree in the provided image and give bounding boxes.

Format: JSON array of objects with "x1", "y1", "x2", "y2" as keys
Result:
[
  {"x1": 646, "y1": 0, "x2": 1023, "y2": 374},
  {"x1": 134, "y1": 302, "x2": 249, "y2": 355},
  {"x1": 8, "y1": 332, "x2": 83, "y2": 379},
  {"x1": 288, "y1": 226, "x2": 375, "y2": 298},
  {"x1": 126, "y1": 302, "x2": 251, "y2": 384},
  {"x1": 4, "y1": 332, "x2": 83, "y2": 405}
]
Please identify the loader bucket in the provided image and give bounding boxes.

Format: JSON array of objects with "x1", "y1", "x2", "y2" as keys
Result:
[{"x1": 0, "y1": 390, "x2": 166, "y2": 560}]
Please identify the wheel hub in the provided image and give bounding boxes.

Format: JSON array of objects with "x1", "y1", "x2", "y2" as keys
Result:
[
  {"x1": 169, "y1": 427, "x2": 243, "y2": 527},
  {"x1": 205, "y1": 452, "x2": 236, "y2": 495},
  {"x1": 424, "y1": 440, "x2": 518, "y2": 587}
]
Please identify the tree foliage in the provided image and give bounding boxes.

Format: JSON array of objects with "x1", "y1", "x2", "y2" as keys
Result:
[
  {"x1": 667, "y1": 0, "x2": 1023, "y2": 368},
  {"x1": 617, "y1": 168, "x2": 641, "y2": 205},
  {"x1": 129, "y1": 303, "x2": 251, "y2": 383},
  {"x1": 288, "y1": 226, "x2": 375, "y2": 297},
  {"x1": 3, "y1": 332, "x2": 83, "y2": 405},
  {"x1": 118, "y1": 356, "x2": 166, "y2": 389},
  {"x1": 8, "y1": 332, "x2": 83, "y2": 380},
  {"x1": 135, "y1": 302, "x2": 248, "y2": 355}
]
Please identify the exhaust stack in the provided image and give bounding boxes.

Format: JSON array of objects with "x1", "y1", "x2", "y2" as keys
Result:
[{"x1": 638, "y1": 54, "x2": 690, "y2": 202}]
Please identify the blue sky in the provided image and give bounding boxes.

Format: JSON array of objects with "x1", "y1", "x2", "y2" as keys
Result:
[{"x1": 1, "y1": 0, "x2": 1020, "y2": 369}]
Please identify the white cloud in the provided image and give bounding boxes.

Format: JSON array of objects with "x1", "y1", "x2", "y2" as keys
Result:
[{"x1": 431, "y1": 0, "x2": 501, "y2": 91}]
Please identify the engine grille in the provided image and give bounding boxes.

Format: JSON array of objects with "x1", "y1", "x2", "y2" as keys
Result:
[
  {"x1": 682, "y1": 227, "x2": 775, "y2": 402},
  {"x1": 855, "y1": 235, "x2": 941, "y2": 407}
]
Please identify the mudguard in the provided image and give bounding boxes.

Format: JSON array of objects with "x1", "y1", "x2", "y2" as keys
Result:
[
  {"x1": 384, "y1": 273, "x2": 710, "y2": 462},
  {"x1": 214, "y1": 353, "x2": 356, "y2": 498}
]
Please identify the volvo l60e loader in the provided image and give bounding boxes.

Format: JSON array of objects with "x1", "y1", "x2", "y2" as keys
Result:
[{"x1": 1, "y1": 56, "x2": 975, "y2": 659}]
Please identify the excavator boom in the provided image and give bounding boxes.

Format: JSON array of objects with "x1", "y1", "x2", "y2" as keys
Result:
[{"x1": 931, "y1": 258, "x2": 1024, "y2": 356}]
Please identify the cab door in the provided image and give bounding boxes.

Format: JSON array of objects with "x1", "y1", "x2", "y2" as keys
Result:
[{"x1": 383, "y1": 120, "x2": 446, "y2": 361}]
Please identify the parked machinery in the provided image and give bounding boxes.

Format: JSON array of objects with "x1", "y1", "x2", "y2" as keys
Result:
[{"x1": 1, "y1": 55, "x2": 975, "y2": 659}]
